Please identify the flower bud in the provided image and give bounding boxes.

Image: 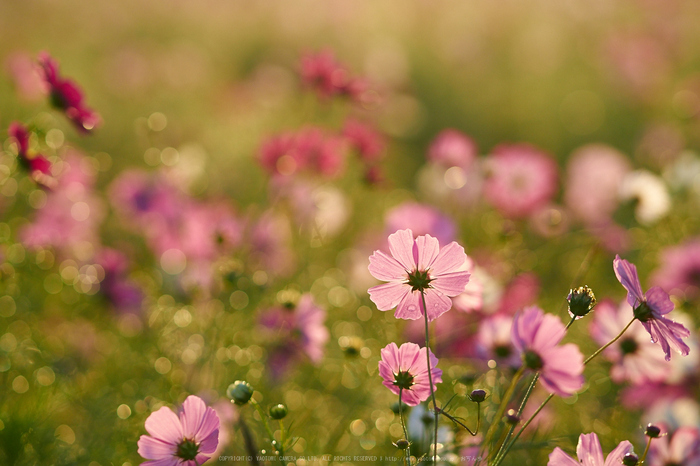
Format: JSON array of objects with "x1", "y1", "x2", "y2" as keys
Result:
[
  {"x1": 622, "y1": 453, "x2": 639, "y2": 466},
  {"x1": 645, "y1": 423, "x2": 661, "y2": 438},
  {"x1": 269, "y1": 404, "x2": 288, "y2": 420},
  {"x1": 469, "y1": 389, "x2": 487, "y2": 403},
  {"x1": 567, "y1": 286, "x2": 597, "y2": 318},
  {"x1": 390, "y1": 401, "x2": 410, "y2": 414},
  {"x1": 504, "y1": 409, "x2": 520, "y2": 425},
  {"x1": 394, "y1": 439, "x2": 410, "y2": 450},
  {"x1": 227, "y1": 380, "x2": 254, "y2": 405}
]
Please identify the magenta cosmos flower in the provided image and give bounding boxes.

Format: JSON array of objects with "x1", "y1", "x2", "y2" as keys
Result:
[
  {"x1": 614, "y1": 255, "x2": 690, "y2": 361},
  {"x1": 138, "y1": 395, "x2": 220, "y2": 466},
  {"x1": 368, "y1": 229, "x2": 471, "y2": 321},
  {"x1": 512, "y1": 306, "x2": 584, "y2": 396},
  {"x1": 378, "y1": 342, "x2": 442, "y2": 406},
  {"x1": 548, "y1": 432, "x2": 634, "y2": 466},
  {"x1": 647, "y1": 425, "x2": 700, "y2": 466}
]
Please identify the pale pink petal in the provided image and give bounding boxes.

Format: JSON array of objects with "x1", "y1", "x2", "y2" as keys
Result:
[
  {"x1": 380, "y1": 342, "x2": 401, "y2": 373},
  {"x1": 422, "y1": 287, "x2": 453, "y2": 321},
  {"x1": 198, "y1": 427, "x2": 220, "y2": 454},
  {"x1": 195, "y1": 408, "x2": 220, "y2": 446},
  {"x1": 194, "y1": 453, "x2": 212, "y2": 465},
  {"x1": 368, "y1": 282, "x2": 411, "y2": 311},
  {"x1": 668, "y1": 427, "x2": 700, "y2": 462},
  {"x1": 548, "y1": 447, "x2": 581, "y2": 466},
  {"x1": 141, "y1": 458, "x2": 180, "y2": 466},
  {"x1": 531, "y1": 313, "x2": 566, "y2": 352},
  {"x1": 368, "y1": 250, "x2": 408, "y2": 281},
  {"x1": 394, "y1": 290, "x2": 424, "y2": 320},
  {"x1": 415, "y1": 234, "x2": 440, "y2": 272},
  {"x1": 144, "y1": 406, "x2": 183, "y2": 444},
  {"x1": 649, "y1": 317, "x2": 690, "y2": 361},
  {"x1": 645, "y1": 286, "x2": 674, "y2": 315},
  {"x1": 138, "y1": 435, "x2": 178, "y2": 461},
  {"x1": 388, "y1": 229, "x2": 417, "y2": 272},
  {"x1": 540, "y1": 343, "x2": 584, "y2": 396},
  {"x1": 180, "y1": 395, "x2": 207, "y2": 439},
  {"x1": 429, "y1": 241, "x2": 468, "y2": 276},
  {"x1": 603, "y1": 440, "x2": 634, "y2": 466},
  {"x1": 576, "y1": 433, "x2": 604, "y2": 466},
  {"x1": 431, "y1": 271, "x2": 471, "y2": 297},
  {"x1": 397, "y1": 342, "x2": 423, "y2": 371},
  {"x1": 512, "y1": 306, "x2": 545, "y2": 352},
  {"x1": 613, "y1": 255, "x2": 644, "y2": 307}
]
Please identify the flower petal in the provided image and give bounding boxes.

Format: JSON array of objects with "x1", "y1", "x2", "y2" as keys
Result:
[
  {"x1": 138, "y1": 435, "x2": 178, "y2": 461},
  {"x1": 431, "y1": 271, "x2": 471, "y2": 297},
  {"x1": 548, "y1": 447, "x2": 581, "y2": 466},
  {"x1": 388, "y1": 229, "x2": 417, "y2": 272},
  {"x1": 180, "y1": 395, "x2": 208, "y2": 439},
  {"x1": 422, "y1": 288, "x2": 453, "y2": 321},
  {"x1": 368, "y1": 282, "x2": 411, "y2": 312},
  {"x1": 144, "y1": 406, "x2": 183, "y2": 444},
  {"x1": 576, "y1": 433, "x2": 604, "y2": 466},
  {"x1": 368, "y1": 250, "x2": 408, "y2": 282},
  {"x1": 668, "y1": 427, "x2": 700, "y2": 462},
  {"x1": 415, "y1": 234, "x2": 440, "y2": 271},
  {"x1": 603, "y1": 440, "x2": 634, "y2": 466},
  {"x1": 429, "y1": 241, "x2": 468, "y2": 277},
  {"x1": 394, "y1": 290, "x2": 424, "y2": 320},
  {"x1": 645, "y1": 286, "x2": 674, "y2": 316},
  {"x1": 648, "y1": 316, "x2": 690, "y2": 361},
  {"x1": 613, "y1": 255, "x2": 644, "y2": 307}
]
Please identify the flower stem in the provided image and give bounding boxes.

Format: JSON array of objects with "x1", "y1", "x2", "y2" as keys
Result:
[
  {"x1": 640, "y1": 436, "x2": 653, "y2": 464},
  {"x1": 420, "y1": 290, "x2": 439, "y2": 464},
  {"x1": 584, "y1": 317, "x2": 635, "y2": 366},
  {"x1": 399, "y1": 388, "x2": 412, "y2": 466},
  {"x1": 237, "y1": 411, "x2": 261, "y2": 466},
  {"x1": 493, "y1": 393, "x2": 554, "y2": 466},
  {"x1": 480, "y1": 366, "x2": 524, "y2": 462},
  {"x1": 251, "y1": 399, "x2": 285, "y2": 465}
]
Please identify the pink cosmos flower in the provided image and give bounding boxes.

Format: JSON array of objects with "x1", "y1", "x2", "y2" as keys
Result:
[
  {"x1": 647, "y1": 425, "x2": 700, "y2": 466},
  {"x1": 427, "y1": 129, "x2": 478, "y2": 170},
  {"x1": 512, "y1": 306, "x2": 584, "y2": 397},
  {"x1": 652, "y1": 239, "x2": 700, "y2": 301},
  {"x1": 589, "y1": 299, "x2": 670, "y2": 384},
  {"x1": 368, "y1": 229, "x2": 470, "y2": 321},
  {"x1": 548, "y1": 432, "x2": 634, "y2": 466},
  {"x1": 476, "y1": 314, "x2": 520, "y2": 368},
  {"x1": 342, "y1": 119, "x2": 385, "y2": 163},
  {"x1": 483, "y1": 144, "x2": 558, "y2": 218},
  {"x1": 38, "y1": 52, "x2": 101, "y2": 133},
  {"x1": 8, "y1": 122, "x2": 54, "y2": 186},
  {"x1": 378, "y1": 342, "x2": 442, "y2": 406},
  {"x1": 614, "y1": 255, "x2": 690, "y2": 361},
  {"x1": 300, "y1": 50, "x2": 367, "y2": 101},
  {"x1": 137, "y1": 395, "x2": 220, "y2": 466}
]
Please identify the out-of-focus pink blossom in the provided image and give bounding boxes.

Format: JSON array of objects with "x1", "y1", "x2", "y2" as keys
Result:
[
  {"x1": 548, "y1": 432, "x2": 633, "y2": 466},
  {"x1": 38, "y1": 52, "x2": 101, "y2": 133},
  {"x1": 647, "y1": 425, "x2": 700, "y2": 466},
  {"x1": 451, "y1": 259, "x2": 484, "y2": 313},
  {"x1": 5, "y1": 52, "x2": 47, "y2": 101},
  {"x1": 475, "y1": 314, "x2": 520, "y2": 368},
  {"x1": 495, "y1": 272, "x2": 540, "y2": 315},
  {"x1": 614, "y1": 255, "x2": 690, "y2": 361},
  {"x1": 378, "y1": 342, "x2": 442, "y2": 406},
  {"x1": 137, "y1": 395, "x2": 220, "y2": 466},
  {"x1": 7, "y1": 122, "x2": 54, "y2": 186},
  {"x1": 652, "y1": 239, "x2": 700, "y2": 301},
  {"x1": 342, "y1": 119, "x2": 385, "y2": 163},
  {"x1": 589, "y1": 299, "x2": 671, "y2": 384},
  {"x1": 384, "y1": 202, "x2": 456, "y2": 246},
  {"x1": 300, "y1": 50, "x2": 368, "y2": 101},
  {"x1": 564, "y1": 144, "x2": 631, "y2": 225},
  {"x1": 512, "y1": 306, "x2": 584, "y2": 397},
  {"x1": 96, "y1": 248, "x2": 143, "y2": 314},
  {"x1": 248, "y1": 211, "x2": 295, "y2": 278},
  {"x1": 427, "y1": 129, "x2": 478, "y2": 170},
  {"x1": 483, "y1": 144, "x2": 558, "y2": 219},
  {"x1": 368, "y1": 229, "x2": 470, "y2": 321}
]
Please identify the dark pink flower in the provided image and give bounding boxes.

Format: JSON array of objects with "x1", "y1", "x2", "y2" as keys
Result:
[
  {"x1": 300, "y1": 50, "x2": 367, "y2": 101},
  {"x1": 589, "y1": 299, "x2": 670, "y2": 384},
  {"x1": 8, "y1": 122, "x2": 54, "y2": 186},
  {"x1": 647, "y1": 426, "x2": 700, "y2": 466},
  {"x1": 137, "y1": 395, "x2": 220, "y2": 466},
  {"x1": 614, "y1": 255, "x2": 690, "y2": 361},
  {"x1": 427, "y1": 129, "x2": 478, "y2": 170},
  {"x1": 96, "y1": 248, "x2": 143, "y2": 314},
  {"x1": 378, "y1": 342, "x2": 442, "y2": 406},
  {"x1": 652, "y1": 239, "x2": 700, "y2": 301},
  {"x1": 342, "y1": 119, "x2": 385, "y2": 163},
  {"x1": 368, "y1": 229, "x2": 470, "y2": 321},
  {"x1": 548, "y1": 432, "x2": 633, "y2": 466},
  {"x1": 483, "y1": 144, "x2": 558, "y2": 218},
  {"x1": 512, "y1": 306, "x2": 584, "y2": 397},
  {"x1": 38, "y1": 52, "x2": 101, "y2": 133}
]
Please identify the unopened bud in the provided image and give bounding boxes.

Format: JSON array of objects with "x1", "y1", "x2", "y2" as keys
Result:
[
  {"x1": 394, "y1": 439, "x2": 410, "y2": 450},
  {"x1": 269, "y1": 404, "x2": 288, "y2": 420},
  {"x1": 645, "y1": 423, "x2": 661, "y2": 438},
  {"x1": 567, "y1": 286, "x2": 597, "y2": 318},
  {"x1": 505, "y1": 409, "x2": 520, "y2": 425},
  {"x1": 469, "y1": 389, "x2": 487, "y2": 403},
  {"x1": 622, "y1": 453, "x2": 639, "y2": 466},
  {"x1": 227, "y1": 380, "x2": 254, "y2": 405}
]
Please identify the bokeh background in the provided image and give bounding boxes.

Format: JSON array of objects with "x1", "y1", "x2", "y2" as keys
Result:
[{"x1": 1, "y1": 0, "x2": 700, "y2": 465}]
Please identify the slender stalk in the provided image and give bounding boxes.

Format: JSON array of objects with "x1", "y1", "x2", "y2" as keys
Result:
[
  {"x1": 439, "y1": 409, "x2": 478, "y2": 436},
  {"x1": 480, "y1": 366, "x2": 524, "y2": 462},
  {"x1": 491, "y1": 373, "x2": 539, "y2": 465},
  {"x1": 640, "y1": 436, "x2": 653, "y2": 463},
  {"x1": 237, "y1": 413, "x2": 261, "y2": 466},
  {"x1": 420, "y1": 290, "x2": 439, "y2": 464},
  {"x1": 584, "y1": 317, "x2": 635, "y2": 366},
  {"x1": 399, "y1": 388, "x2": 411, "y2": 466},
  {"x1": 493, "y1": 393, "x2": 553, "y2": 466}
]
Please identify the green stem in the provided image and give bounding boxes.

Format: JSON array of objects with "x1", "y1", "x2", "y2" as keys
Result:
[
  {"x1": 399, "y1": 388, "x2": 411, "y2": 466},
  {"x1": 420, "y1": 290, "x2": 439, "y2": 464},
  {"x1": 237, "y1": 412, "x2": 261, "y2": 466},
  {"x1": 640, "y1": 436, "x2": 653, "y2": 464},
  {"x1": 493, "y1": 393, "x2": 554, "y2": 466},
  {"x1": 250, "y1": 400, "x2": 284, "y2": 465},
  {"x1": 480, "y1": 366, "x2": 524, "y2": 462},
  {"x1": 584, "y1": 317, "x2": 635, "y2": 366},
  {"x1": 491, "y1": 372, "x2": 539, "y2": 465}
]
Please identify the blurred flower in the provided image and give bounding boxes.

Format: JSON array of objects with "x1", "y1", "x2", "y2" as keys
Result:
[
  {"x1": 483, "y1": 144, "x2": 558, "y2": 218},
  {"x1": 618, "y1": 170, "x2": 671, "y2": 225},
  {"x1": 7, "y1": 122, "x2": 54, "y2": 186},
  {"x1": 495, "y1": 272, "x2": 540, "y2": 315},
  {"x1": 512, "y1": 306, "x2": 584, "y2": 396},
  {"x1": 451, "y1": 260, "x2": 484, "y2": 313},
  {"x1": 368, "y1": 229, "x2": 470, "y2": 321},
  {"x1": 378, "y1": 342, "x2": 442, "y2": 406},
  {"x1": 589, "y1": 299, "x2": 670, "y2": 384},
  {"x1": 652, "y1": 238, "x2": 700, "y2": 301},
  {"x1": 95, "y1": 248, "x2": 143, "y2": 314},
  {"x1": 300, "y1": 50, "x2": 367, "y2": 101},
  {"x1": 475, "y1": 314, "x2": 520, "y2": 368},
  {"x1": 548, "y1": 432, "x2": 633, "y2": 466},
  {"x1": 646, "y1": 425, "x2": 700, "y2": 466},
  {"x1": 259, "y1": 293, "x2": 329, "y2": 366},
  {"x1": 564, "y1": 144, "x2": 631, "y2": 225},
  {"x1": 38, "y1": 52, "x2": 101, "y2": 133},
  {"x1": 137, "y1": 395, "x2": 220, "y2": 466},
  {"x1": 5, "y1": 51, "x2": 47, "y2": 101},
  {"x1": 384, "y1": 202, "x2": 456, "y2": 245},
  {"x1": 342, "y1": 119, "x2": 386, "y2": 163},
  {"x1": 427, "y1": 129, "x2": 478, "y2": 170},
  {"x1": 248, "y1": 210, "x2": 295, "y2": 278},
  {"x1": 614, "y1": 255, "x2": 690, "y2": 361}
]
